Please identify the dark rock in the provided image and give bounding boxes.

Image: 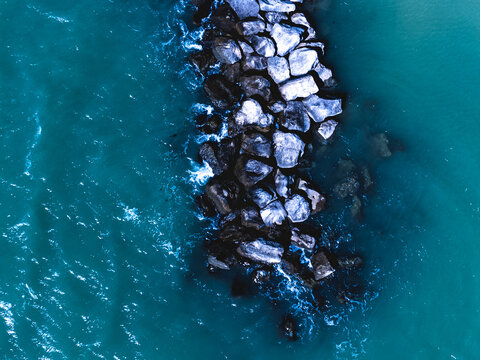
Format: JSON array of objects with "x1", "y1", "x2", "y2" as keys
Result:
[
  {"x1": 195, "y1": 113, "x2": 222, "y2": 134},
  {"x1": 241, "y1": 207, "x2": 264, "y2": 230},
  {"x1": 198, "y1": 139, "x2": 237, "y2": 176},
  {"x1": 198, "y1": 142, "x2": 221, "y2": 174},
  {"x1": 303, "y1": 95, "x2": 342, "y2": 122},
  {"x1": 291, "y1": 227, "x2": 316, "y2": 249},
  {"x1": 192, "y1": 0, "x2": 214, "y2": 25},
  {"x1": 235, "y1": 156, "x2": 273, "y2": 187},
  {"x1": 284, "y1": 194, "x2": 311, "y2": 223},
  {"x1": 246, "y1": 35, "x2": 276, "y2": 57},
  {"x1": 204, "y1": 74, "x2": 241, "y2": 109},
  {"x1": 241, "y1": 132, "x2": 272, "y2": 158},
  {"x1": 260, "y1": 200, "x2": 287, "y2": 226},
  {"x1": 240, "y1": 75, "x2": 272, "y2": 101},
  {"x1": 279, "y1": 101, "x2": 310, "y2": 132},
  {"x1": 196, "y1": 194, "x2": 217, "y2": 217},
  {"x1": 315, "y1": 119, "x2": 338, "y2": 140},
  {"x1": 236, "y1": 19, "x2": 266, "y2": 36},
  {"x1": 279, "y1": 76, "x2": 319, "y2": 101},
  {"x1": 273, "y1": 131, "x2": 305, "y2": 168},
  {"x1": 252, "y1": 268, "x2": 271, "y2": 283},
  {"x1": 274, "y1": 169, "x2": 292, "y2": 198},
  {"x1": 371, "y1": 133, "x2": 392, "y2": 158},
  {"x1": 267, "y1": 56, "x2": 290, "y2": 84},
  {"x1": 242, "y1": 54, "x2": 268, "y2": 71},
  {"x1": 212, "y1": 37, "x2": 242, "y2": 64},
  {"x1": 333, "y1": 176, "x2": 360, "y2": 199},
  {"x1": 222, "y1": 62, "x2": 242, "y2": 83},
  {"x1": 218, "y1": 222, "x2": 252, "y2": 244},
  {"x1": 280, "y1": 314, "x2": 298, "y2": 341},
  {"x1": 206, "y1": 178, "x2": 241, "y2": 215},
  {"x1": 296, "y1": 179, "x2": 326, "y2": 213},
  {"x1": 234, "y1": 99, "x2": 273, "y2": 128},
  {"x1": 270, "y1": 23, "x2": 303, "y2": 56},
  {"x1": 189, "y1": 49, "x2": 216, "y2": 75},
  {"x1": 311, "y1": 251, "x2": 334, "y2": 280},
  {"x1": 259, "y1": 0, "x2": 296, "y2": 13},
  {"x1": 288, "y1": 48, "x2": 319, "y2": 76},
  {"x1": 208, "y1": 255, "x2": 230, "y2": 270},
  {"x1": 211, "y1": 4, "x2": 238, "y2": 34},
  {"x1": 237, "y1": 239, "x2": 284, "y2": 264},
  {"x1": 225, "y1": 0, "x2": 259, "y2": 19},
  {"x1": 337, "y1": 255, "x2": 364, "y2": 270}
]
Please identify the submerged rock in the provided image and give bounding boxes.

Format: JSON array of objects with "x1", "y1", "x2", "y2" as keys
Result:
[
  {"x1": 273, "y1": 131, "x2": 305, "y2": 168},
  {"x1": 303, "y1": 95, "x2": 342, "y2": 122},
  {"x1": 311, "y1": 252, "x2": 334, "y2": 280},
  {"x1": 280, "y1": 314, "x2": 298, "y2": 341},
  {"x1": 371, "y1": 133, "x2": 392, "y2": 158},
  {"x1": 212, "y1": 37, "x2": 242, "y2": 64},
  {"x1": 237, "y1": 239, "x2": 284, "y2": 264},
  {"x1": 279, "y1": 76, "x2": 319, "y2": 101},
  {"x1": 270, "y1": 23, "x2": 303, "y2": 56},
  {"x1": 338, "y1": 255, "x2": 365, "y2": 270},
  {"x1": 284, "y1": 194, "x2": 311, "y2": 223}
]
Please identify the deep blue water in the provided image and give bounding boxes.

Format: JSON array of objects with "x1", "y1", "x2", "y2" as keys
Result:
[{"x1": 1, "y1": 0, "x2": 480, "y2": 358}]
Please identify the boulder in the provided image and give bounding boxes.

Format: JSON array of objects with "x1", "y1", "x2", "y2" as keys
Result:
[
  {"x1": 238, "y1": 41, "x2": 254, "y2": 56},
  {"x1": 249, "y1": 187, "x2": 277, "y2": 208},
  {"x1": 303, "y1": 95, "x2": 342, "y2": 122},
  {"x1": 260, "y1": 200, "x2": 287, "y2": 226},
  {"x1": 296, "y1": 179, "x2": 326, "y2": 213},
  {"x1": 212, "y1": 37, "x2": 242, "y2": 64},
  {"x1": 284, "y1": 194, "x2": 311, "y2": 223},
  {"x1": 189, "y1": 49, "x2": 217, "y2": 75},
  {"x1": 240, "y1": 75, "x2": 272, "y2": 101},
  {"x1": 370, "y1": 133, "x2": 392, "y2": 158},
  {"x1": 291, "y1": 227, "x2": 316, "y2": 250},
  {"x1": 258, "y1": 0, "x2": 296, "y2": 13},
  {"x1": 241, "y1": 132, "x2": 272, "y2": 158},
  {"x1": 269, "y1": 101, "x2": 286, "y2": 114},
  {"x1": 311, "y1": 252, "x2": 334, "y2": 280},
  {"x1": 288, "y1": 48, "x2": 319, "y2": 76},
  {"x1": 235, "y1": 156, "x2": 273, "y2": 187},
  {"x1": 274, "y1": 169, "x2": 292, "y2": 198},
  {"x1": 270, "y1": 23, "x2": 303, "y2": 57},
  {"x1": 313, "y1": 63, "x2": 333, "y2": 83},
  {"x1": 241, "y1": 207, "x2": 264, "y2": 230},
  {"x1": 273, "y1": 131, "x2": 305, "y2": 168},
  {"x1": 279, "y1": 101, "x2": 310, "y2": 132},
  {"x1": 237, "y1": 239, "x2": 284, "y2": 264},
  {"x1": 206, "y1": 178, "x2": 241, "y2": 215},
  {"x1": 226, "y1": 0, "x2": 259, "y2": 19},
  {"x1": 234, "y1": 99, "x2": 273, "y2": 128},
  {"x1": 236, "y1": 19, "x2": 266, "y2": 36},
  {"x1": 267, "y1": 56, "x2": 290, "y2": 84},
  {"x1": 198, "y1": 138, "x2": 236, "y2": 175},
  {"x1": 218, "y1": 222, "x2": 252, "y2": 244},
  {"x1": 291, "y1": 12, "x2": 316, "y2": 40},
  {"x1": 279, "y1": 76, "x2": 319, "y2": 101},
  {"x1": 211, "y1": 4, "x2": 238, "y2": 34},
  {"x1": 246, "y1": 35, "x2": 276, "y2": 57},
  {"x1": 263, "y1": 12, "x2": 288, "y2": 24},
  {"x1": 316, "y1": 119, "x2": 338, "y2": 140},
  {"x1": 241, "y1": 54, "x2": 268, "y2": 71},
  {"x1": 195, "y1": 113, "x2": 222, "y2": 134},
  {"x1": 204, "y1": 74, "x2": 241, "y2": 109}
]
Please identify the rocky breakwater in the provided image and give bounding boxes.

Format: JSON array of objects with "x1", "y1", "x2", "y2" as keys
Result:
[{"x1": 190, "y1": 0, "x2": 364, "y2": 332}]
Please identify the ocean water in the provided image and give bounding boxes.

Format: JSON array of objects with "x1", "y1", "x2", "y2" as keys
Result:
[{"x1": 1, "y1": 0, "x2": 479, "y2": 358}]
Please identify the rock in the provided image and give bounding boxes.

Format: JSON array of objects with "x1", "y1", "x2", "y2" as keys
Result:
[
  {"x1": 226, "y1": 0, "x2": 259, "y2": 19},
  {"x1": 296, "y1": 41, "x2": 325, "y2": 54},
  {"x1": 337, "y1": 255, "x2": 364, "y2": 270},
  {"x1": 263, "y1": 12, "x2": 288, "y2": 24},
  {"x1": 288, "y1": 48, "x2": 319, "y2": 76},
  {"x1": 284, "y1": 194, "x2": 311, "y2": 223},
  {"x1": 238, "y1": 41, "x2": 254, "y2": 55},
  {"x1": 252, "y1": 268, "x2": 271, "y2": 283},
  {"x1": 361, "y1": 166, "x2": 373, "y2": 190},
  {"x1": 316, "y1": 119, "x2": 338, "y2": 140},
  {"x1": 240, "y1": 75, "x2": 272, "y2": 101},
  {"x1": 274, "y1": 169, "x2": 292, "y2": 198},
  {"x1": 195, "y1": 113, "x2": 222, "y2": 134},
  {"x1": 270, "y1": 23, "x2": 303, "y2": 56},
  {"x1": 192, "y1": 0, "x2": 214, "y2": 25},
  {"x1": 208, "y1": 255, "x2": 230, "y2": 270},
  {"x1": 333, "y1": 176, "x2": 360, "y2": 199},
  {"x1": 218, "y1": 222, "x2": 252, "y2": 244},
  {"x1": 311, "y1": 252, "x2": 334, "y2": 280},
  {"x1": 241, "y1": 132, "x2": 272, "y2": 158},
  {"x1": 246, "y1": 35, "x2": 276, "y2": 57},
  {"x1": 302, "y1": 95, "x2": 342, "y2": 122},
  {"x1": 236, "y1": 19, "x2": 266, "y2": 36},
  {"x1": 223, "y1": 62, "x2": 241, "y2": 83},
  {"x1": 269, "y1": 101, "x2": 286, "y2": 114},
  {"x1": 280, "y1": 314, "x2": 298, "y2": 341},
  {"x1": 237, "y1": 239, "x2": 284, "y2": 264},
  {"x1": 279, "y1": 101, "x2": 310, "y2": 132},
  {"x1": 206, "y1": 178, "x2": 241, "y2": 215},
  {"x1": 198, "y1": 142, "x2": 220, "y2": 174},
  {"x1": 198, "y1": 138, "x2": 236, "y2": 175},
  {"x1": 249, "y1": 187, "x2": 277, "y2": 208},
  {"x1": 291, "y1": 227, "x2": 316, "y2": 249},
  {"x1": 234, "y1": 99, "x2": 273, "y2": 128},
  {"x1": 241, "y1": 54, "x2": 268, "y2": 71},
  {"x1": 351, "y1": 195, "x2": 362, "y2": 219},
  {"x1": 212, "y1": 37, "x2": 242, "y2": 64},
  {"x1": 259, "y1": 0, "x2": 296, "y2": 13},
  {"x1": 296, "y1": 179, "x2": 326, "y2": 213},
  {"x1": 189, "y1": 49, "x2": 216, "y2": 75},
  {"x1": 204, "y1": 74, "x2": 241, "y2": 109},
  {"x1": 241, "y1": 207, "x2": 264, "y2": 230},
  {"x1": 313, "y1": 63, "x2": 333, "y2": 83},
  {"x1": 211, "y1": 4, "x2": 238, "y2": 34},
  {"x1": 235, "y1": 156, "x2": 273, "y2": 187},
  {"x1": 267, "y1": 56, "x2": 290, "y2": 84},
  {"x1": 279, "y1": 76, "x2": 319, "y2": 101},
  {"x1": 260, "y1": 200, "x2": 287, "y2": 226},
  {"x1": 196, "y1": 193, "x2": 217, "y2": 217},
  {"x1": 371, "y1": 133, "x2": 392, "y2": 158},
  {"x1": 291, "y1": 12, "x2": 316, "y2": 40},
  {"x1": 273, "y1": 131, "x2": 305, "y2": 168}
]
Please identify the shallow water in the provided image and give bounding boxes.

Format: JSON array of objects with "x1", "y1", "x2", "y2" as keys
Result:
[{"x1": 1, "y1": 0, "x2": 480, "y2": 358}]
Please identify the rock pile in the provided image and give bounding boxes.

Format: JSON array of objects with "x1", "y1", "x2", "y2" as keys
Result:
[{"x1": 191, "y1": 0, "x2": 363, "y2": 305}]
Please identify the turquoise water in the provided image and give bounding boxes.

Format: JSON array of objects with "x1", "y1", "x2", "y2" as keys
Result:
[{"x1": 1, "y1": 0, "x2": 480, "y2": 358}]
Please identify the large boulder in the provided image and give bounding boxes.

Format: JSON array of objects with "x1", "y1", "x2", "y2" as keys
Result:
[
  {"x1": 267, "y1": 56, "x2": 290, "y2": 84},
  {"x1": 204, "y1": 74, "x2": 241, "y2": 109},
  {"x1": 241, "y1": 132, "x2": 272, "y2": 158},
  {"x1": 291, "y1": 227, "x2": 316, "y2": 250},
  {"x1": 189, "y1": 49, "x2": 216, "y2": 75},
  {"x1": 279, "y1": 76, "x2": 319, "y2": 101},
  {"x1": 249, "y1": 187, "x2": 277, "y2": 208},
  {"x1": 288, "y1": 48, "x2": 319, "y2": 76},
  {"x1": 199, "y1": 138, "x2": 237, "y2": 175},
  {"x1": 263, "y1": 11, "x2": 288, "y2": 24},
  {"x1": 235, "y1": 156, "x2": 273, "y2": 187},
  {"x1": 211, "y1": 4, "x2": 238, "y2": 34},
  {"x1": 284, "y1": 194, "x2": 311, "y2": 223},
  {"x1": 260, "y1": 200, "x2": 287, "y2": 226},
  {"x1": 316, "y1": 119, "x2": 338, "y2": 140},
  {"x1": 234, "y1": 99, "x2": 273, "y2": 128},
  {"x1": 240, "y1": 75, "x2": 272, "y2": 101},
  {"x1": 236, "y1": 19, "x2": 266, "y2": 36},
  {"x1": 302, "y1": 95, "x2": 342, "y2": 122},
  {"x1": 270, "y1": 23, "x2": 304, "y2": 56},
  {"x1": 242, "y1": 54, "x2": 268, "y2": 71},
  {"x1": 226, "y1": 0, "x2": 259, "y2": 19},
  {"x1": 258, "y1": 0, "x2": 296, "y2": 13},
  {"x1": 273, "y1": 131, "x2": 305, "y2": 168},
  {"x1": 311, "y1": 252, "x2": 335, "y2": 280},
  {"x1": 206, "y1": 178, "x2": 241, "y2": 215},
  {"x1": 246, "y1": 35, "x2": 276, "y2": 57},
  {"x1": 212, "y1": 37, "x2": 242, "y2": 64},
  {"x1": 279, "y1": 101, "x2": 310, "y2": 132},
  {"x1": 237, "y1": 239, "x2": 284, "y2": 264}
]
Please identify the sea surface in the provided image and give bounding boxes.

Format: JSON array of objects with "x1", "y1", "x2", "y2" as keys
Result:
[{"x1": 1, "y1": 0, "x2": 479, "y2": 358}]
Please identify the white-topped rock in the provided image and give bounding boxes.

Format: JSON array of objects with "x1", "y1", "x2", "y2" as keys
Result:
[
  {"x1": 226, "y1": 0, "x2": 260, "y2": 19},
  {"x1": 284, "y1": 194, "x2": 311, "y2": 223},
  {"x1": 237, "y1": 239, "x2": 284, "y2": 264},
  {"x1": 239, "y1": 41, "x2": 254, "y2": 55},
  {"x1": 302, "y1": 95, "x2": 342, "y2": 122},
  {"x1": 313, "y1": 63, "x2": 333, "y2": 83},
  {"x1": 267, "y1": 56, "x2": 290, "y2": 84},
  {"x1": 289, "y1": 48, "x2": 319, "y2": 76},
  {"x1": 263, "y1": 11, "x2": 288, "y2": 24},
  {"x1": 236, "y1": 19, "x2": 266, "y2": 36},
  {"x1": 296, "y1": 41, "x2": 325, "y2": 54},
  {"x1": 250, "y1": 187, "x2": 277, "y2": 208},
  {"x1": 291, "y1": 12, "x2": 316, "y2": 40},
  {"x1": 258, "y1": 0, "x2": 296, "y2": 13},
  {"x1": 279, "y1": 75, "x2": 319, "y2": 101},
  {"x1": 234, "y1": 99, "x2": 273, "y2": 128},
  {"x1": 247, "y1": 35, "x2": 276, "y2": 57},
  {"x1": 212, "y1": 37, "x2": 242, "y2": 64},
  {"x1": 260, "y1": 200, "x2": 287, "y2": 226},
  {"x1": 271, "y1": 23, "x2": 303, "y2": 56},
  {"x1": 273, "y1": 131, "x2": 305, "y2": 168},
  {"x1": 317, "y1": 119, "x2": 338, "y2": 140}
]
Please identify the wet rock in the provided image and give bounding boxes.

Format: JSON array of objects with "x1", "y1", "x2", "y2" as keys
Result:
[
  {"x1": 273, "y1": 131, "x2": 305, "y2": 168},
  {"x1": 235, "y1": 156, "x2": 273, "y2": 187},
  {"x1": 208, "y1": 255, "x2": 230, "y2": 270},
  {"x1": 260, "y1": 200, "x2": 287, "y2": 226},
  {"x1": 192, "y1": 0, "x2": 214, "y2": 25},
  {"x1": 223, "y1": 62, "x2": 242, "y2": 83},
  {"x1": 211, "y1": 4, "x2": 238, "y2": 34},
  {"x1": 236, "y1": 19, "x2": 266, "y2": 36},
  {"x1": 198, "y1": 142, "x2": 221, "y2": 174},
  {"x1": 280, "y1": 314, "x2": 298, "y2": 341},
  {"x1": 313, "y1": 63, "x2": 333, "y2": 83},
  {"x1": 241, "y1": 132, "x2": 272, "y2": 158},
  {"x1": 279, "y1": 101, "x2": 310, "y2": 132},
  {"x1": 234, "y1": 99, "x2": 273, "y2": 128},
  {"x1": 237, "y1": 239, "x2": 284, "y2": 264},
  {"x1": 249, "y1": 186, "x2": 277, "y2": 208},
  {"x1": 226, "y1": 0, "x2": 259, "y2": 19},
  {"x1": 311, "y1": 251, "x2": 334, "y2": 280},
  {"x1": 204, "y1": 74, "x2": 241, "y2": 109},
  {"x1": 241, "y1": 207, "x2": 264, "y2": 230},
  {"x1": 279, "y1": 76, "x2": 319, "y2": 101},
  {"x1": 333, "y1": 176, "x2": 360, "y2": 199},
  {"x1": 240, "y1": 75, "x2": 272, "y2": 101},
  {"x1": 198, "y1": 138, "x2": 236, "y2": 175},
  {"x1": 303, "y1": 95, "x2": 342, "y2": 122},
  {"x1": 252, "y1": 268, "x2": 271, "y2": 283},
  {"x1": 241, "y1": 54, "x2": 268, "y2": 71},
  {"x1": 212, "y1": 37, "x2": 242, "y2": 64},
  {"x1": 284, "y1": 194, "x2": 311, "y2": 223},
  {"x1": 288, "y1": 48, "x2": 319, "y2": 76},
  {"x1": 296, "y1": 179, "x2": 326, "y2": 213},
  {"x1": 316, "y1": 119, "x2": 338, "y2": 140},
  {"x1": 337, "y1": 255, "x2": 364, "y2": 270},
  {"x1": 291, "y1": 12, "x2": 316, "y2": 40},
  {"x1": 267, "y1": 56, "x2": 290, "y2": 84},
  {"x1": 246, "y1": 35, "x2": 276, "y2": 57},
  {"x1": 259, "y1": 0, "x2": 296, "y2": 13},
  {"x1": 270, "y1": 23, "x2": 303, "y2": 56},
  {"x1": 189, "y1": 49, "x2": 216, "y2": 75},
  {"x1": 371, "y1": 133, "x2": 392, "y2": 158},
  {"x1": 195, "y1": 113, "x2": 222, "y2": 134},
  {"x1": 206, "y1": 178, "x2": 241, "y2": 215},
  {"x1": 291, "y1": 227, "x2": 316, "y2": 249},
  {"x1": 274, "y1": 169, "x2": 292, "y2": 198},
  {"x1": 196, "y1": 193, "x2": 217, "y2": 217}
]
